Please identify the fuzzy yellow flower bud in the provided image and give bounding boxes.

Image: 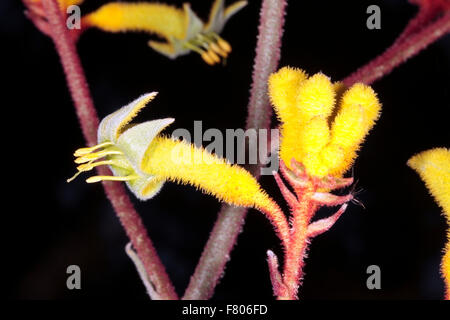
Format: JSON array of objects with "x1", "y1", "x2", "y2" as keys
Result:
[
  {"x1": 408, "y1": 148, "x2": 450, "y2": 218},
  {"x1": 339, "y1": 83, "x2": 381, "y2": 131},
  {"x1": 408, "y1": 147, "x2": 450, "y2": 299},
  {"x1": 330, "y1": 104, "x2": 366, "y2": 150},
  {"x1": 268, "y1": 66, "x2": 308, "y2": 124},
  {"x1": 296, "y1": 73, "x2": 335, "y2": 123}
]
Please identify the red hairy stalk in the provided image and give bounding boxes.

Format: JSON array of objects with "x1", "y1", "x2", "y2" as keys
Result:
[
  {"x1": 343, "y1": 2, "x2": 450, "y2": 85},
  {"x1": 268, "y1": 160, "x2": 353, "y2": 299},
  {"x1": 32, "y1": 0, "x2": 178, "y2": 300},
  {"x1": 182, "y1": 0, "x2": 288, "y2": 300}
]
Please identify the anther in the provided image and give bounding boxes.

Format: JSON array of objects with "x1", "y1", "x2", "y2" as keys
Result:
[
  {"x1": 75, "y1": 150, "x2": 123, "y2": 164},
  {"x1": 201, "y1": 51, "x2": 215, "y2": 65},
  {"x1": 216, "y1": 38, "x2": 231, "y2": 54},
  {"x1": 86, "y1": 175, "x2": 138, "y2": 183},
  {"x1": 206, "y1": 49, "x2": 220, "y2": 64},
  {"x1": 209, "y1": 42, "x2": 227, "y2": 57},
  {"x1": 73, "y1": 142, "x2": 113, "y2": 157},
  {"x1": 77, "y1": 160, "x2": 116, "y2": 172}
]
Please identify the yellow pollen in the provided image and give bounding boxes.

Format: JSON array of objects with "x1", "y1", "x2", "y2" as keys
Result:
[
  {"x1": 201, "y1": 51, "x2": 215, "y2": 65},
  {"x1": 207, "y1": 49, "x2": 221, "y2": 64},
  {"x1": 217, "y1": 38, "x2": 231, "y2": 54},
  {"x1": 209, "y1": 42, "x2": 227, "y2": 57}
]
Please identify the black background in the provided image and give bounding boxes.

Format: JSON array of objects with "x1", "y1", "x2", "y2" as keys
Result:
[{"x1": 3, "y1": 0, "x2": 450, "y2": 300}]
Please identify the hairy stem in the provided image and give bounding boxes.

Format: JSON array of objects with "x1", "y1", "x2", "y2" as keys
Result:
[
  {"x1": 281, "y1": 188, "x2": 315, "y2": 300},
  {"x1": 182, "y1": 0, "x2": 288, "y2": 300},
  {"x1": 39, "y1": 0, "x2": 177, "y2": 300},
  {"x1": 343, "y1": 11, "x2": 450, "y2": 86}
]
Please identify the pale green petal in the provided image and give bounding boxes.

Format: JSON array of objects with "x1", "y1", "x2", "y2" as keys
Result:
[
  {"x1": 98, "y1": 92, "x2": 158, "y2": 143},
  {"x1": 205, "y1": 0, "x2": 247, "y2": 33},
  {"x1": 116, "y1": 118, "x2": 175, "y2": 174}
]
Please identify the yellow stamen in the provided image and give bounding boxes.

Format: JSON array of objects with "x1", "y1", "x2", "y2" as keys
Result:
[
  {"x1": 209, "y1": 42, "x2": 227, "y2": 57},
  {"x1": 67, "y1": 159, "x2": 96, "y2": 183},
  {"x1": 75, "y1": 150, "x2": 123, "y2": 164},
  {"x1": 73, "y1": 142, "x2": 113, "y2": 157},
  {"x1": 201, "y1": 51, "x2": 215, "y2": 65},
  {"x1": 86, "y1": 175, "x2": 139, "y2": 183},
  {"x1": 207, "y1": 49, "x2": 221, "y2": 64},
  {"x1": 67, "y1": 171, "x2": 83, "y2": 183},
  {"x1": 77, "y1": 160, "x2": 117, "y2": 172},
  {"x1": 217, "y1": 38, "x2": 231, "y2": 54}
]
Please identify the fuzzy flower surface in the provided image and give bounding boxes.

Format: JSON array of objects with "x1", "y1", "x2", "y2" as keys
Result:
[
  {"x1": 68, "y1": 93, "x2": 287, "y2": 229},
  {"x1": 82, "y1": 0, "x2": 247, "y2": 65},
  {"x1": 408, "y1": 147, "x2": 450, "y2": 299},
  {"x1": 268, "y1": 67, "x2": 381, "y2": 178},
  {"x1": 68, "y1": 93, "x2": 290, "y2": 245}
]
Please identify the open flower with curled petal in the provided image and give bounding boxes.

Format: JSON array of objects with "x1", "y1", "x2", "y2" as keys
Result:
[
  {"x1": 268, "y1": 66, "x2": 382, "y2": 178},
  {"x1": 68, "y1": 93, "x2": 290, "y2": 248},
  {"x1": 82, "y1": 0, "x2": 247, "y2": 65},
  {"x1": 408, "y1": 148, "x2": 450, "y2": 300}
]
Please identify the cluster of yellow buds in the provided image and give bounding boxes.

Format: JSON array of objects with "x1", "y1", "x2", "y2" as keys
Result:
[{"x1": 268, "y1": 67, "x2": 382, "y2": 178}]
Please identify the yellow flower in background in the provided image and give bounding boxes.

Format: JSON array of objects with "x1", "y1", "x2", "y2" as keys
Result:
[
  {"x1": 268, "y1": 66, "x2": 381, "y2": 178},
  {"x1": 26, "y1": 0, "x2": 84, "y2": 7},
  {"x1": 408, "y1": 148, "x2": 450, "y2": 214},
  {"x1": 408, "y1": 147, "x2": 450, "y2": 299},
  {"x1": 82, "y1": 0, "x2": 247, "y2": 65}
]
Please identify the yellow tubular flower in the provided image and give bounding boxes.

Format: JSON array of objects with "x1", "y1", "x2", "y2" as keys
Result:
[
  {"x1": 268, "y1": 67, "x2": 381, "y2": 177},
  {"x1": 338, "y1": 83, "x2": 381, "y2": 131},
  {"x1": 82, "y1": 0, "x2": 247, "y2": 64},
  {"x1": 408, "y1": 148, "x2": 450, "y2": 299},
  {"x1": 142, "y1": 136, "x2": 274, "y2": 210},
  {"x1": 268, "y1": 66, "x2": 308, "y2": 124},
  {"x1": 330, "y1": 104, "x2": 366, "y2": 150},
  {"x1": 83, "y1": 3, "x2": 186, "y2": 39},
  {"x1": 296, "y1": 73, "x2": 335, "y2": 123},
  {"x1": 68, "y1": 93, "x2": 290, "y2": 245}
]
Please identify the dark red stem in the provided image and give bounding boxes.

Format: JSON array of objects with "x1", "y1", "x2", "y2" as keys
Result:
[
  {"x1": 39, "y1": 0, "x2": 177, "y2": 300},
  {"x1": 182, "y1": 0, "x2": 288, "y2": 300},
  {"x1": 343, "y1": 10, "x2": 450, "y2": 86}
]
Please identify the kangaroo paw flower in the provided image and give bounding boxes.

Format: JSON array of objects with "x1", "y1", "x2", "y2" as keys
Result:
[
  {"x1": 82, "y1": 0, "x2": 247, "y2": 65},
  {"x1": 408, "y1": 147, "x2": 450, "y2": 299},
  {"x1": 68, "y1": 92, "x2": 290, "y2": 249},
  {"x1": 266, "y1": 66, "x2": 380, "y2": 299}
]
